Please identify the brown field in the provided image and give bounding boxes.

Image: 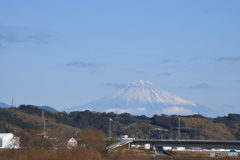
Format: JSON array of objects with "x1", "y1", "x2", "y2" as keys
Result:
[
  {"x1": 1, "y1": 129, "x2": 239, "y2": 160},
  {"x1": 1, "y1": 149, "x2": 240, "y2": 160}
]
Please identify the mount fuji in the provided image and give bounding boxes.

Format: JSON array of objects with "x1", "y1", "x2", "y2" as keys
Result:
[{"x1": 66, "y1": 80, "x2": 213, "y2": 116}]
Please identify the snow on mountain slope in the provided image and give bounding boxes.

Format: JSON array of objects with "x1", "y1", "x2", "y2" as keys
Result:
[
  {"x1": 104, "y1": 80, "x2": 196, "y2": 106},
  {"x1": 66, "y1": 80, "x2": 213, "y2": 116}
]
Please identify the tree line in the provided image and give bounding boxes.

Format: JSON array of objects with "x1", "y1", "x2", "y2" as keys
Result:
[{"x1": 1, "y1": 105, "x2": 240, "y2": 140}]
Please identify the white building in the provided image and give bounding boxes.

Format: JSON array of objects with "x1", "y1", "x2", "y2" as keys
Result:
[
  {"x1": 144, "y1": 143, "x2": 151, "y2": 149},
  {"x1": 0, "y1": 133, "x2": 19, "y2": 149},
  {"x1": 163, "y1": 146, "x2": 172, "y2": 150},
  {"x1": 67, "y1": 137, "x2": 77, "y2": 149},
  {"x1": 120, "y1": 135, "x2": 135, "y2": 140}
]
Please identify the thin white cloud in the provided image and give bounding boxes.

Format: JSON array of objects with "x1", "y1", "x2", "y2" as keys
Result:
[
  {"x1": 105, "y1": 107, "x2": 146, "y2": 114},
  {"x1": 136, "y1": 71, "x2": 145, "y2": 74},
  {"x1": 0, "y1": 32, "x2": 23, "y2": 43},
  {"x1": 0, "y1": 25, "x2": 52, "y2": 44},
  {"x1": 191, "y1": 83, "x2": 212, "y2": 89},
  {"x1": 66, "y1": 62, "x2": 104, "y2": 68},
  {"x1": 189, "y1": 57, "x2": 202, "y2": 61},
  {"x1": 159, "y1": 72, "x2": 171, "y2": 76},
  {"x1": 177, "y1": 83, "x2": 212, "y2": 89},
  {"x1": 217, "y1": 56, "x2": 240, "y2": 62},
  {"x1": 82, "y1": 108, "x2": 93, "y2": 111},
  {"x1": 162, "y1": 106, "x2": 193, "y2": 115},
  {"x1": 68, "y1": 108, "x2": 93, "y2": 112},
  {"x1": 161, "y1": 59, "x2": 170, "y2": 63},
  {"x1": 28, "y1": 33, "x2": 52, "y2": 43}
]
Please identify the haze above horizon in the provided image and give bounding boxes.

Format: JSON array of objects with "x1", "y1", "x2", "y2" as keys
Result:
[{"x1": 0, "y1": 1, "x2": 239, "y2": 116}]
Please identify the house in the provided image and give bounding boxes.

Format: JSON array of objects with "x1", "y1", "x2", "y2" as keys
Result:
[
  {"x1": 120, "y1": 135, "x2": 135, "y2": 140},
  {"x1": 0, "y1": 133, "x2": 19, "y2": 149},
  {"x1": 67, "y1": 137, "x2": 77, "y2": 149}
]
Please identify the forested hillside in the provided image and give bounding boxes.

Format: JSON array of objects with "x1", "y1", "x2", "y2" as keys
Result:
[{"x1": 1, "y1": 105, "x2": 240, "y2": 140}]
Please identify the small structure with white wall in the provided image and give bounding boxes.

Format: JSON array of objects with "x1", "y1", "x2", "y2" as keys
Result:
[
  {"x1": 0, "y1": 133, "x2": 19, "y2": 149},
  {"x1": 67, "y1": 137, "x2": 77, "y2": 149},
  {"x1": 173, "y1": 147, "x2": 186, "y2": 150},
  {"x1": 144, "y1": 143, "x2": 151, "y2": 149},
  {"x1": 163, "y1": 146, "x2": 172, "y2": 150},
  {"x1": 120, "y1": 135, "x2": 128, "y2": 139},
  {"x1": 120, "y1": 135, "x2": 135, "y2": 140}
]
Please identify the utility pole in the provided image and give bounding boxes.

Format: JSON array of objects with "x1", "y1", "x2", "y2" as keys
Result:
[
  {"x1": 115, "y1": 104, "x2": 118, "y2": 137},
  {"x1": 109, "y1": 118, "x2": 113, "y2": 139},
  {"x1": 11, "y1": 97, "x2": 14, "y2": 107},
  {"x1": 116, "y1": 104, "x2": 118, "y2": 115},
  {"x1": 44, "y1": 118, "x2": 47, "y2": 136},
  {"x1": 178, "y1": 117, "x2": 181, "y2": 140},
  {"x1": 42, "y1": 110, "x2": 47, "y2": 136},
  {"x1": 11, "y1": 97, "x2": 15, "y2": 109},
  {"x1": 42, "y1": 110, "x2": 44, "y2": 122}
]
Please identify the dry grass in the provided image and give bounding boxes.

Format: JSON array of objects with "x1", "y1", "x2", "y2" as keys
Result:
[{"x1": 1, "y1": 148, "x2": 240, "y2": 160}]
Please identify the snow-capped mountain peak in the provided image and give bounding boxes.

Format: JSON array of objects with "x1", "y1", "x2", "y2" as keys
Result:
[
  {"x1": 105, "y1": 80, "x2": 196, "y2": 106},
  {"x1": 66, "y1": 80, "x2": 212, "y2": 116}
]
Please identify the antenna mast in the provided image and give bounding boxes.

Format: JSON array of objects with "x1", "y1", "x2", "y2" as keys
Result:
[
  {"x1": 42, "y1": 110, "x2": 47, "y2": 136},
  {"x1": 11, "y1": 97, "x2": 15, "y2": 108},
  {"x1": 178, "y1": 117, "x2": 181, "y2": 140},
  {"x1": 42, "y1": 110, "x2": 44, "y2": 122},
  {"x1": 12, "y1": 97, "x2": 14, "y2": 107},
  {"x1": 109, "y1": 118, "x2": 113, "y2": 139}
]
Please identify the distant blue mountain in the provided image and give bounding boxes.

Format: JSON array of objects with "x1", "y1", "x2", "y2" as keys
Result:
[
  {"x1": 0, "y1": 102, "x2": 58, "y2": 112},
  {"x1": 0, "y1": 102, "x2": 10, "y2": 108},
  {"x1": 37, "y1": 106, "x2": 58, "y2": 112}
]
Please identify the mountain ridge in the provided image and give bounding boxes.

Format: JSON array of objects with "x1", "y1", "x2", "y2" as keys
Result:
[
  {"x1": 104, "y1": 80, "x2": 196, "y2": 106},
  {"x1": 0, "y1": 102, "x2": 10, "y2": 108},
  {"x1": 37, "y1": 105, "x2": 58, "y2": 112},
  {"x1": 0, "y1": 102, "x2": 58, "y2": 113},
  {"x1": 66, "y1": 80, "x2": 213, "y2": 116}
]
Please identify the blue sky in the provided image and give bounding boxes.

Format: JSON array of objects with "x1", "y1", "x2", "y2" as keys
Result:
[{"x1": 0, "y1": 0, "x2": 240, "y2": 115}]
